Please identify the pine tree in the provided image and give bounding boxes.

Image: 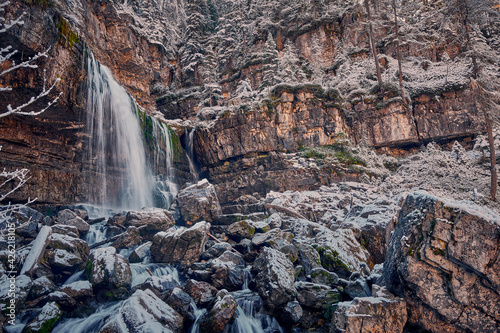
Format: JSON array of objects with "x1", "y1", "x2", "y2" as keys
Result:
[
  {"x1": 278, "y1": 41, "x2": 304, "y2": 84},
  {"x1": 200, "y1": 44, "x2": 222, "y2": 107},
  {"x1": 259, "y1": 32, "x2": 280, "y2": 90}
]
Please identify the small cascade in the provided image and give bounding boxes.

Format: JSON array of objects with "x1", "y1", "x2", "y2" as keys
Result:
[
  {"x1": 84, "y1": 220, "x2": 108, "y2": 246},
  {"x1": 148, "y1": 117, "x2": 179, "y2": 208},
  {"x1": 85, "y1": 51, "x2": 153, "y2": 210},
  {"x1": 63, "y1": 269, "x2": 85, "y2": 285},
  {"x1": 230, "y1": 291, "x2": 284, "y2": 333},
  {"x1": 242, "y1": 266, "x2": 252, "y2": 290},
  {"x1": 185, "y1": 127, "x2": 200, "y2": 182},
  {"x1": 189, "y1": 301, "x2": 208, "y2": 333},
  {"x1": 130, "y1": 263, "x2": 180, "y2": 287},
  {"x1": 52, "y1": 302, "x2": 122, "y2": 333}
]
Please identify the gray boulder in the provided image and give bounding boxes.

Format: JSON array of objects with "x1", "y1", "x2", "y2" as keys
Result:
[
  {"x1": 151, "y1": 222, "x2": 211, "y2": 265},
  {"x1": 173, "y1": 179, "x2": 222, "y2": 223},
  {"x1": 383, "y1": 191, "x2": 500, "y2": 333},
  {"x1": 23, "y1": 302, "x2": 61, "y2": 333},
  {"x1": 252, "y1": 247, "x2": 297, "y2": 312},
  {"x1": 184, "y1": 279, "x2": 218, "y2": 306},
  {"x1": 53, "y1": 209, "x2": 90, "y2": 234},
  {"x1": 199, "y1": 293, "x2": 238, "y2": 333},
  {"x1": 211, "y1": 251, "x2": 246, "y2": 290},
  {"x1": 100, "y1": 289, "x2": 183, "y2": 333},
  {"x1": 124, "y1": 207, "x2": 175, "y2": 240},
  {"x1": 332, "y1": 286, "x2": 407, "y2": 333},
  {"x1": 86, "y1": 247, "x2": 132, "y2": 299}
]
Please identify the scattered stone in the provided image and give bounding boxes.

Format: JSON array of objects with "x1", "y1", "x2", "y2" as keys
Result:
[
  {"x1": 60, "y1": 280, "x2": 93, "y2": 300},
  {"x1": 295, "y1": 282, "x2": 340, "y2": 312},
  {"x1": 129, "y1": 241, "x2": 152, "y2": 263},
  {"x1": 23, "y1": 302, "x2": 62, "y2": 333},
  {"x1": 310, "y1": 267, "x2": 339, "y2": 286},
  {"x1": 166, "y1": 287, "x2": 193, "y2": 317},
  {"x1": 344, "y1": 277, "x2": 371, "y2": 299},
  {"x1": 100, "y1": 289, "x2": 183, "y2": 333},
  {"x1": 151, "y1": 222, "x2": 211, "y2": 265},
  {"x1": 86, "y1": 246, "x2": 132, "y2": 299},
  {"x1": 211, "y1": 251, "x2": 246, "y2": 290},
  {"x1": 111, "y1": 226, "x2": 142, "y2": 249},
  {"x1": 173, "y1": 179, "x2": 222, "y2": 223},
  {"x1": 332, "y1": 287, "x2": 407, "y2": 333},
  {"x1": 47, "y1": 291, "x2": 77, "y2": 309},
  {"x1": 124, "y1": 207, "x2": 175, "y2": 240},
  {"x1": 294, "y1": 241, "x2": 322, "y2": 275},
  {"x1": 281, "y1": 301, "x2": 303, "y2": 324},
  {"x1": 184, "y1": 279, "x2": 218, "y2": 306},
  {"x1": 226, "y1": 220, "x2": 255, "y2": 242},
  {"x1": 51, "y1": 224, "x2": 79, "y2": 238},
  {"x1": 251, "y1": 228, "x2": 292, "y2": 250},
  {"x1": 200, "y1": 242, "x2": 233, "y2": 260},
  {"x1": 252, "y1": 247, "x2": 297, "y2": 312},
  {"x1": 28, "y1": 277, "x2": 57, "y2": 300},
  {"x1": 53, "y1": 209, "x2": 90, "y2": 234},
  {"x1": 199, "y1": 293, "x2": 238, "y2": 333}
]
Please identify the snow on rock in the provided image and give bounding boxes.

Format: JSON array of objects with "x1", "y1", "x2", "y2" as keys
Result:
[
  {"x1": 199, "y1": 293, "x2": 238, "y2": 333},
  {"x1": 172, "y1": 179, "x2": 222, "y2": 223},
  {"x1": 60, "y1": 280, "x2": 93, "y2": 300},
  {"x1": 383, "y1": 191, "x2": 500, "y2": 332},
  {"x1": 251, "y1": 247, "x2": 297, "y2": 312},
  {"x1": 124, "y1": 208, "x2": 175, "y2": 240},
  {"x1": 20, "y1": 226, "x2": 52, "y2": 276},
  {"x1": 151, "y1": 221, "x2": 211, "y2": 265},
  {"x1": 24, "y1": 301, "x2": 62, "y2": 333},
  {"x1": 100, "y1": 289, "x2": 183, "y2": 333},
  {"x1": 86, "y1": 246, "x2": 132, "y2": 297},
  {"x1": 0, "y1": 274, "x2": 32, "y2": 311},
  {"x1": 53, "y1": 209, "x2": 90, "y2": 234},
  {"x1": 332, "y1": 286, "x2": 407, "y2": 333}
]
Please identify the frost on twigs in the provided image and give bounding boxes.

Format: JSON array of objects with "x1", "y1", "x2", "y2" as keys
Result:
[{"x1": 0, "y1": 0, "x2": 62, "y2": 118}]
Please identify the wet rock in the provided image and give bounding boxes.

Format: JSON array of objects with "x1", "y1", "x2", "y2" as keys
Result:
[
  {"x1": 383, "y1": 191, "x2": 500, "y2": 332},
  {"x1": 28, "y1": 277, "x2": 57, "y2": 300},
  {"x1": 124, "y1": 208, "x2": 175, "y2": 240},
  {"x1": 199, "y1": 293, "x2": 238, "y2": 333},
  {"x1": 332, "y1": 286, "x2": 407, "y2": 333},
  {"x1": 45, "y1": 233, "x2": 89, "y2": 276},
  {"x1": 142, "y1": 274, "x2": 179, "y2": 297},
  {"x1": 184, "y1": 279, "x2": 218, "y2": 306},
  {"x1": 166, "y1": 287, "x2": 193, "y2": 317},
  {"x1": 252, "y1": 247, "x2": 297, "y2": 312},
  {"x1": 281, "y1": 301, "x2": 303, "y2": 324},
  {"x1": 279, "y1": 244, "x2": 299, "y2": 263},
  {"x1": 20, "y1": 226, "x2": 52, "y2": 277},
  {"x1": 51, "y1": 224, "x2": 79, "y2": 238},
  {"x1": 129, "y1": 241, "x2": 152, "y2": 263},
  {"x1": 100, "y1": 289, "x2": 183, "y2": 333},
  {"x1": 173, "y1": 179, "x2": 222, "y2": 223},
  {"x1": 60, "y1": 280, "x2": 93, "y2": 300},
  {"x1": 226, "y1": 220, "x2": 256, "y2": 242},
  {"x1": 151, "y1": 222, "x2": 211, "y2": 265},
  {"x1": 200, "y1": 242, "x2": 233, "y2": 260},
  {"x1": 86, "y1": 246, "x2": 132, "y2": 299},
  {"x1": 53, "y1": 209, "x2": 90, "y2": 234},
  {"x1": 251, "y1": 228, "x2": 293, "y2": 250},
  {"x1": 0, "y1": 274, "x2": 32, "y2": 311},
  {"x1": 111, "y1": 226, "x2": 142, "y2": 250},
  {"x1": 211, "y1": 251, "x2": 246, "y2": 290},
  {"x1": 310, "y1": 267, "x2": 339, "y2": 286},
  {"x1": 23, "y1": 301, "x2": 62, "y2": 333},
  {"x1": 294, "y1": 241, "x2": 322, "y2": 275},
  {"x1": 295, "y1": 282, "x2": 341, "y2": 312},
  {"x1": 47, "y1": 291, "x2": 77, "y2": 309},
  {"x1": 4, "y1": 206, "x2": 47, "y2": 240},
  {"x1": 344, "y1": 277, "x2": 371, "y2": 299}
]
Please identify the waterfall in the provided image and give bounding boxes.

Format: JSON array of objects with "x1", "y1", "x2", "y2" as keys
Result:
[
  {"x1": 85, "y1": 51, "x2": 153, "y2": 210},
  {"x1": 185, "y1": 127, "x2": 200, "y2": 182},
  {"x1": 189, "y1": 302, "x2": 207, "y2": 333},
  {"x1": 148, "y1": 117, "x2": 179, "y2": 208}
]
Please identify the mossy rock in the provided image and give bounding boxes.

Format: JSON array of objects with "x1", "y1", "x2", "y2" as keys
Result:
[{"x1": 316, "y1": 246, "x2": 351, "y2": 278}]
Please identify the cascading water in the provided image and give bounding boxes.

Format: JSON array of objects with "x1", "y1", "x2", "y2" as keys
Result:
[
  {"x1": 149, "y1": 117, "x2": 179, "y2": 207},
  {"x1": 85, "y1": 51, "x2": 153, "y2": 210},
  {"x1": 185, "y1": 127, "x2": 200, "y2": 182},
  {"x1": 130, "y1": 263, "x2": 180, "y2": 287},
  {"x1": 52, "y1": 302, "x2": 122, "y2": 333}
]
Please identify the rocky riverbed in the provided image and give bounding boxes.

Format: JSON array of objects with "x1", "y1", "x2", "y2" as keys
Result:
[{"x1": 1, "y1": 175, "x2": 498, "y2": 333}]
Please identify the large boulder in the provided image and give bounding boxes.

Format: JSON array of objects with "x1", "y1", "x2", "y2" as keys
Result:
[
  {"x1": 184, "y1": 279, "x2": 218, "y2": 306},
  {"x1": 129, "y1": 241, "x2": 152, "y2": 263},
  {"x1": 53, "y1": 209, "x2": 90, "y2": 234},
  {"x1": 23, "y1": 302, "x2": 62, "y2": 333},
  {"x1": 210, "y1": 251, "x2": 247, "y2": 290},
  {"x1": 45, "y1": 233, "x2": 89, "y2": 276},
  {"x1": 295, "y1": 282, "x2": 341, "y2": 312},
  {"x1": 199, "y1": 294, "x2": 238, "y2": 333},
  {"x1": 331, "y1": 286, "x2": 407, "y2": 333},
  {"x1": 383, "y1": 191, "x2": 500, "y2": 333},
  {"x1": 173, "y1": 179, "x2": 222, "y2": 223},
  {"x1": 100, "y1": 289, "x2": 183, "y2": 333},
  {"x1": 252, "y1": 247, "x2": 297, "y2": 312},
  {"x1": 86, "y1": 247, "x2": 132, "y2": 299},
  {"x1": 151, "y1": 222, "x2": 211, "y2": 265},
  {"x1": 123, "y1": 208, "x2": 175, "y2": 240}
]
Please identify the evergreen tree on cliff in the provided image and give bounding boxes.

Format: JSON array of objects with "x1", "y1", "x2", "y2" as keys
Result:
[{"x1": 259, "y1": 32, "x2": 280, "y2": 91}]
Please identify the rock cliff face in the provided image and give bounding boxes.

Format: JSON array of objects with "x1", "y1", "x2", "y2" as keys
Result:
[
  {"x1": 0, "y1": 0, "x2": 495, "y2": 205},
  {"x1": 383, "y1": 192, "x2": 500, "y2": 333}
]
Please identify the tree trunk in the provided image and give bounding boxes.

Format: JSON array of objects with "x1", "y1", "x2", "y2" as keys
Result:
[
  {"x1": 364, "y1": 0, "x2": 383, "y2": 92},
  {"x1": 392, "y1": 0, "x2": 405, "y2": 101}
]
